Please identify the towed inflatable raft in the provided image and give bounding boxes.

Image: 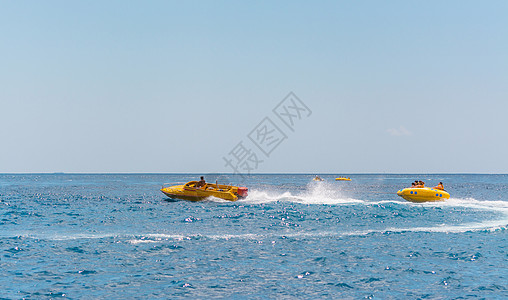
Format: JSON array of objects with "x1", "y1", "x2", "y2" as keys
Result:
[
  {"x1": 335, "y1": 177, "x2": 351, "y2": 181},
  {"x1": 397, "y1": 187, "x2": 450, "y2": 203}
]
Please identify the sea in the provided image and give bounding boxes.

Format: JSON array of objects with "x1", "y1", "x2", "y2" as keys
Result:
[{"x1": 1, "y1": 174, "x2": 507, "y2": 299}]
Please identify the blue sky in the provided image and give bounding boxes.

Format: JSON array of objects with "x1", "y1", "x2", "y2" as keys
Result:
[{"x1": 1, "y1": 1, "x2": 507, "y2": 173}]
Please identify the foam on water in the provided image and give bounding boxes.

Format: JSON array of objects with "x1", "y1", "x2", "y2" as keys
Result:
[
  {"x1": 413, "y1": 197, "x2": 508, "y2": 232},
  {"x1": 125, "y1": 219, "x2": 508, "y2": 244}
]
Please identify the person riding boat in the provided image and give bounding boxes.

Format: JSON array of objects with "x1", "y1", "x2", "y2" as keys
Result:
[
  {"x1": 196, "y1": 176, "x2": 206, "y2": 188},
  {"x1": 433, "y1": 182, "x2": 444, "y2": 190}
]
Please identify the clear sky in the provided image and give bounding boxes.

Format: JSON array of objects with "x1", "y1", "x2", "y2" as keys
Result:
[{"x1": 1, "y1": 1, "x2": 507, "y2": 173}]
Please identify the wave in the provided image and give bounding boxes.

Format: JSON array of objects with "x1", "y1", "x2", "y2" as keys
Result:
[
  {"x1": 127, "y1": 221, "x2": 507, "y2": 243},
  {"x1": 7, "y1": 213, "x2": 506, "y2": 243},
  {"x1": 0, "y1": 232, "x2": 120, "y2": 241},
  {"x1": 432, "y1": 197, "x2": 508, "y2": 210}
]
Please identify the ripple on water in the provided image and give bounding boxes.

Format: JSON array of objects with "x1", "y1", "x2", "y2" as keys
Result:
[{"x1": 0, "y1": 174, "x2": 507, "y2": 299}]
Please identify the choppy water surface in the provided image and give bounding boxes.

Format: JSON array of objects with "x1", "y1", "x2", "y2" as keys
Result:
[{"x1": 1, "y1": 174, "x2": 507, "y2": 299}]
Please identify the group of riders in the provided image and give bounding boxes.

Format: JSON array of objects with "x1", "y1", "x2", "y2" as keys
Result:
[{"x1": 411, "y1": 180, "x2": 444, "y2": 191}]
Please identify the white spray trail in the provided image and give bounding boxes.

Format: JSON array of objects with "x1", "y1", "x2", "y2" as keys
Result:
[{"x1": 243, "y1": 181, "x2": 362, "y2": 205}]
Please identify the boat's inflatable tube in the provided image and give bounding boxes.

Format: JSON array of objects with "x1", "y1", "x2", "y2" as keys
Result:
[{"x1": 397, "y1": 187, "x2": 450, "y2": 203}]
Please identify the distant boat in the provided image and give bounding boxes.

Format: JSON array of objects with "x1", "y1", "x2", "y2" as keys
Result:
[
  {"x1": 335, "y1": 177, "x2": 351, "y2": 181},
  {"x1": 313, "y1": 176, "x2": 324, "y2": 181}
]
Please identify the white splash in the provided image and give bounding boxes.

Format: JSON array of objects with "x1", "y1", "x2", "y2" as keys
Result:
[{"x1": 243, "y1": 181, "x2": 362, "y2": 205}]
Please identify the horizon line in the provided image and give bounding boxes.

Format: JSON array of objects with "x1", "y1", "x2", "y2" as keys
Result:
[{"x1": 1, "y1": 172, "x2": 507, "y2": 175}]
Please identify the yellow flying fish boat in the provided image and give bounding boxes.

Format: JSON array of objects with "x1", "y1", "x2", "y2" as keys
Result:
[
  {"x1": 161, "y1": 181, "x2": 248, "y2": 202},
  {"x1": 335, "y1": 177, "x2": 351, "y2": 181},
  {"x1": 396, "y1": 187, "x2": 450, "y2": 203}
]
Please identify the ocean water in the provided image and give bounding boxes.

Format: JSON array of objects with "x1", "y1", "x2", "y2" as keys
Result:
[{"x1": 1, "y1": 174, "x2": 507, "y2": 299}]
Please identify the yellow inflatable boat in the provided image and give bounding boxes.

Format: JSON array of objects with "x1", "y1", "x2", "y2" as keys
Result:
[
  {"x1": 335, "y1": 177, "x2": 351, "y2": 181},
  {"x1": 397, "y1": 187, "x2": 450, "y2": 203},
  {"x1": 161, "y1": 181, "x2": 248, "y2": 202}
]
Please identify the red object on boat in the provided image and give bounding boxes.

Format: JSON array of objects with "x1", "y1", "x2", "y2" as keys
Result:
[{"x1": 237, "y1": 187, "x2": 248, "y2": 197}]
